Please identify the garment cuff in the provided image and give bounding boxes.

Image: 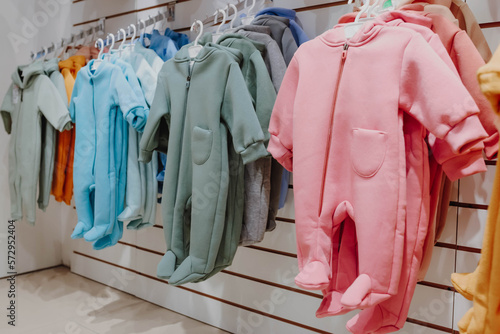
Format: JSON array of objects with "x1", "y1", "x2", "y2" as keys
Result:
[
  {"x1": 483, "y1": 131, "x2": 499, "y2": 160},
  {"x1": 442, "y1": 150, "x2": 487, "y2": 181},
  {"x1": 240, "y1": 141, "x2": 270, "y2": 165},
  {"x1": 139, "y1": 149, "x2": 153, "y2": 163},
  {"x1": 268, "y1": 135, "x2": 293, "y2": 172}
]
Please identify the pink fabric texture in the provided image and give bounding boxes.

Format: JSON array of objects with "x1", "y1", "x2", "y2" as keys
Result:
[
  {"x1": 335, "y1": 11, "x2": 487, "y2": 333},
  {"x1": 268, "y1": 21, "x2": 487, "y2": 329}
]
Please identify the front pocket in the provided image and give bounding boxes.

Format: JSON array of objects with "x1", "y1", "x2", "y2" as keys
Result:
[
  {"x1": 350, "y1": 128, "x2": 388, "y2": 178},
  {"x1": 191, "y1": 126, "x2": 213, "y2": 165}
]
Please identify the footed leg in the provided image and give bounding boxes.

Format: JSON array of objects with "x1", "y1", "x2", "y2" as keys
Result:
[
  {"x1": 157, "y1": 251, "x2": 177, "y2": 279},
  {"x1": 71, "y1": 184, "x2": 95, "y2": 239}
]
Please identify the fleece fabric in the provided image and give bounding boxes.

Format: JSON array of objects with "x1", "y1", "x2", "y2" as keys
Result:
[
  {"x1": 1, "y1": 61, "x2": 72, "y2": 224},
  {"x1": 228, "y1": 24, "x2": 287, "y2": 93},
  {"x1": 227, "y1": 24, "x2": 287, "y2": 231},
  {"x1": 395, "y1": 5, "x2": 499, "y2": 281},
  {"x1": 251, "y1": 15, "x2": 298, "y2": 211},
  {"x1": 39, "y1": 58, "x2": 68, "y2": 211},
  {"x1": 52, "y1": 55, "x2": 86, "y2": 207},
  {"x1": 90, "y1": 57, "x2": 149, "y2": 246},
  {"x1": 139, "y1": 44, "x2": 268, "y2": 286},
  {"x1": 335, "y1": 10, "x2": 485, "y2": 333},
  {"x1": 164, "y1": 28, "x2": 190, "y2": 49},
  {"x1": 255, "y1": 7, "x2": 309, "y2": 46},
  {"x1": 70, "y1": 60, "x2": 147, "y2": 250},
  {"x1": 140, "y1": 30, "x2": 178, "y2": 62},
  {"x1": 199, "y1": 32, "x2": 277, "y2": 246},
  {"x1": 478, "y1": 46, "x2": 500, "y2": 126},
  {"x1": 133, "y1": 42, "x2": 165, "y2": 74},
  {"x1": 397, "y1": 0, "x2": 492, "y2": 62},
  {"x1": 450, "y1": 46, "x2": 500, "y2": 334},
  {"x1": 251, "y1": 15, "x2": 298, "y2": 66},
  {"x1": 119, "y1": 49, "x2": 158, "y2": 106},
  {"x1": 268, "y1": 22, "x2": 487, "y2": 317},
  {"x1": 116, "y1": 51, "x2": 159, "y2": 230}
]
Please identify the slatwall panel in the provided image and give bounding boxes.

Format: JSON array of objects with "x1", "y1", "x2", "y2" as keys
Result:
[{"x1": 66, "y1": 0, "x2": 500, "y2": 333}]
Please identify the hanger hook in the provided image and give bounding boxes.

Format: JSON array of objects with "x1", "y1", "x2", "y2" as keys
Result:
[
  {"x1": 106, "y1": 33, "x2": 115, "y2": 50},
  {"x1": 95, "y1": 38, "x2": 105, "y2": 59},
  {"x1": 214, "y1": 8, "x2": 227, "y2": 34},
  {"x1": 129, "y1": 24, "x2": 137, "y2": 45},
  {"x1": 190, "y1": 19, "x2": 204, "y2": 46},
  {"x1": 245, "y1": 0, "x2": 256, "y2": 12},
  {"x1": 118, "y1": 28, "x2": 128, "y2": 50},
  {"x1": 150, "y1": 15, "x2": 157, "y2": 30},
  {"x1": 227, "y1": 4, "x2": 238, "y2": 29}
]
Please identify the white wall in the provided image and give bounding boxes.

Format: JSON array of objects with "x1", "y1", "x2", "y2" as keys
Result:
[{"x1": 0, "y1": 0, "x2": 78, "y2": 278}]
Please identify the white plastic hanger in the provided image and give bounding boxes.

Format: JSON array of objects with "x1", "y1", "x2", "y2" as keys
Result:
[
  {"x1": 241, "y1": 0, "x2": 256, "y2": 25},
  {"x1": 103, "y1": 33, "x2": 115, "y2": 61},
  {"x1": 91, "y1": 38, "x2": 105, "y2": 71},
  {"x1": 117, "y1": 28, "x2": 128, "y2": 55},
  {"x1": 150, "y1": 14, "x2": 157, "y2": 33},
  {"x1": 212, "y1": 8, "x2": 226, "y2": 42},
  {"x1": 129, "y1": 24, "x2": 137, "y2": 46},
  {"x1": 139, "y1": 19, "x2": 146, "y2": 36},
  {"x1": 157, "y1": 10, "x2": 166, "y2": 32},
  {"x1": 42, "y1": 46, "x2": 48, "y2": 61},
  {"x1": 227, "y1": 3, "x2": 238, "y2": 29},
  {"x1": 188, "y1": 20, "x2": 204, "y2": 59},
  {"x1": 343, "y1": 0, "x2": 374, "y2": 39}
]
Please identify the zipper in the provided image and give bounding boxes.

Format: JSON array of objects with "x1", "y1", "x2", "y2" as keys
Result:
[
  {"x1": 318, "y1": 43, "x2": 349, "y2": 217},
  {"x1": 91, "y1": 78, "x2": 96, "y2": 176}
]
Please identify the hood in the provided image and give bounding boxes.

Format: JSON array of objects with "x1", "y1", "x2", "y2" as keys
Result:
[
  {"x1": 252, "y1": 15, "x2": 290, "y2": 28},
  {"x1": 256, "y1": 7, "x2": 297, "y2": 21},
  {"x1": 377, "y1": 10, "x2": 433, "y2": 28},
  {"x1": 319, "y1": 21, "x2": 384, "y2": 47},
  {"x1": 197, "y1": 33, "x2": 246, "y2": 61},
  {"x1": 232, "y1": 24, "x2": 272, "y2": 36},
  {"x1": 12, "y1": 61, "x2": 44, "y2": 89},
  {"x1": 216, "y1": 33, "x2": 266, "y2": 54},
  {"x1": 338, "y1": 10, "x2": 432, "y2": 29},
  {"x1": 175, "y1": 41, "x2": 243, "y2": 64},
  {"x1": 396, "y1": 0, "x2": 450, "y2": 8},
  {"x1": 43, "y1": 58, "x2": 61, "y2": 76},
  {"x1": 74, "y1": 46, "x2": 101, "y2": 63},
  {"x1": 59, "y1": 55, "x2": 86, "y2": 72}
]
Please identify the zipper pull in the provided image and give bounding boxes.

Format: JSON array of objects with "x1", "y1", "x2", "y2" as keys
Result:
[
  {"x1": 186, "y1": 75, "x2": 191, "y2": 88},
  {"x1": 342, "y1": 43, "x2": 349, "y2": 60}
]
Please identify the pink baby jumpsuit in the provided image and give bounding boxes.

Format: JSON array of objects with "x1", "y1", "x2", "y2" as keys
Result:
[{"x1": 268, "y1": 22, "x2": 488, "y2": 315}]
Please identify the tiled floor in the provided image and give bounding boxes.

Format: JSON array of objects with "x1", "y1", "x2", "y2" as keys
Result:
[{"x1": 0, "y1": 266, "x2": 228, "y2": 334}]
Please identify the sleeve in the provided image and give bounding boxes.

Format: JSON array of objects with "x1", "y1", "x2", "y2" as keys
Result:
[
  {"x1": 399, "y1": 34, "x2": 487, "y2": 181},
  {"x1": 266, "y1": 39, "x2": 287, "y2": 92},
  {"x1": 51, "y1": 72, "x2": 69, "y2": 108},
  {"x1": 1, "y1": 83, "x2": 14, "y2": 134},
  {"x1": 452, "y1": 30, "x2": 498, "y2": 159},
  {"x1": 249, "y1": 51, "x2": 277, "y2": 146},
  {"x1": 37, "y1": 76, "x2": 72, "y2": 132},
  {"x1": 151, "y1": 57, "x2": 165, "y2": 75},
  {"x1": 69, "y1": 74, "x2": 79, "y2": 123},
  {"x1": 221, "y1": 62, "x2": 269, "y2": 165},
  {"x1": 282, "y1": 28, "x2": 298, "y2": 66},
  {"x1": 135, "y1": 59, "x2": 158, "y2": 108},
  {"x1": 139, "y1": 75, "x2": 170, "y2": 163},
  {"x1": 110, "y1": 67, "x2": 148, "y2": 132},
  {"x1": 267, "y1": 56, "x2": 298, "y2": 172}
]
